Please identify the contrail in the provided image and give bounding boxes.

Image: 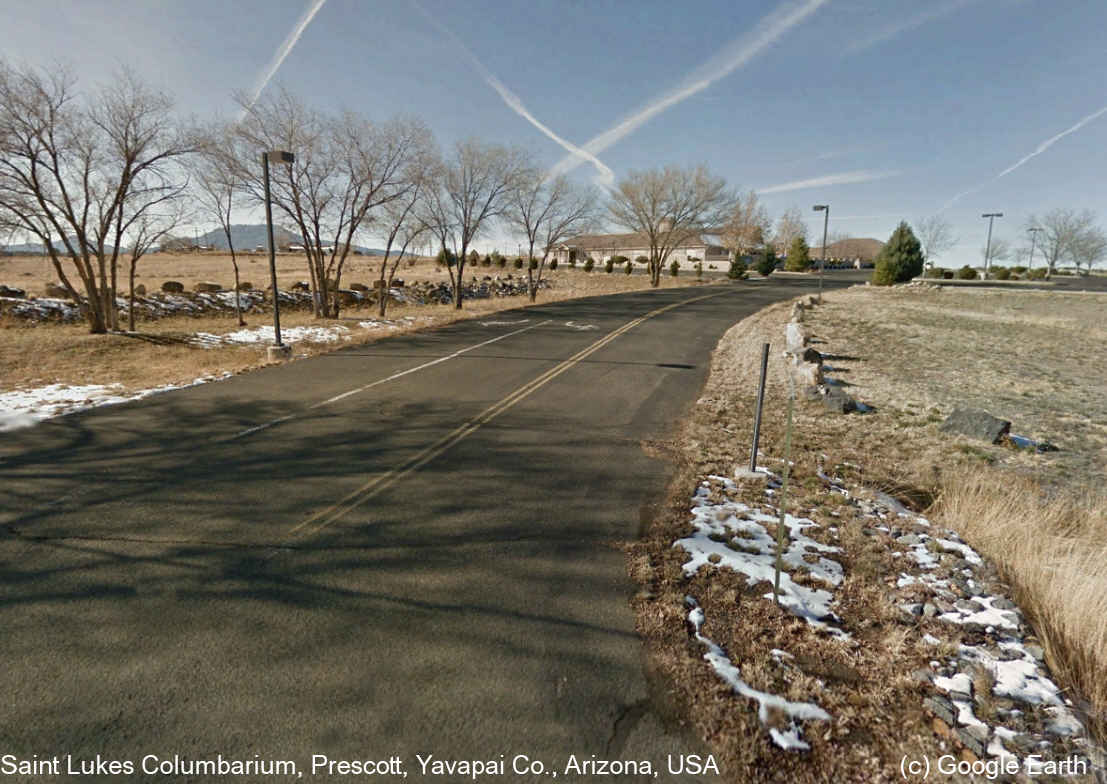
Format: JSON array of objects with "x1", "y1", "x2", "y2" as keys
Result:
[
  {"x1": 408, "y1": 0, "x2": 615, "y2": 186},
  {"x1": 547, "y1": 0, "x2": 828, "y2": 181},
  {"x1": 757, "y1": 169, "x2": 900, "y2": 194},
  {"x1": 944, "y1": 103, "x2": 1107, "y2": 209},
  {"x1": 237, "y1": 0, "x2": 328, "y2": 122},
  {"x1": 996, "y1": 104, "x2": 1107, "y2": 178},
  {"x1": 846, "y1": 0, "x2": 978, "y2": 54}
]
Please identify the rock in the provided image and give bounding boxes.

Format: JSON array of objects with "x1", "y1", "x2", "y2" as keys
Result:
[
  {"x1": 349, "y1": 282, "x2": 370, "y2": 292},
  {"x1": 790, "y1": 358, "x2": 823, "y2": 388},
  {"x1": 910, "y1": 667, "x2": 933, "y2": 684},
  {"x1": 808, "y1": 295, "x2": 820, "y2": 306},
  {"x1": 1024, "y1": 643, "x2": 1045, "y2": 662},
  {"x1": 925, "y1": 696, "x2": 955, "y2": 727},
  {"x1": 897, "y1": 533, "x2": 922, "y2": 546},
  {"x1": 958, "y1": 725, "x2": 989, "y2": 758},
  {"x1": 161, "y1": 280, "x2": 184, "y2": 293},
  {"x1": 785, "y1": 322, "x2": 808, "y2": 353},
  {"x1": 790, "y1": 302, "x2": 805, "y2": 322},
  {"x1": 955, "y1": 598, "x2": 984, "y2": 613},
  {"x1": 194, "y1": 281, "x2": 223, "y2": 292},
  {"x1": 991, "y1": 597, "x2": 1016, "y2": 611},
  {"x1": 291, "y1": 280, "x2": 311, "y2": 292},
  {"x1": 940, "y1": 408, "x2": 1011, "y2": 444},
  {"x1": 134, "y1": 284, "x2": 146, "y2": 296},
  {"x1": 822, "y1": 387, "x2": 857, "y2": 414},
  {"x1": 237, "y1": 281, "x2": 254, "y2": 291},
  {"x1": 373, "y1": 280, "x2": 387, "y2": 288},
  {"x1": 0, "y1": 284, "x2": 27, "y2": 298},
  {"x1": 393, "y1": 278, "x2": 405, "y2": 288},
  {"x1": 45, "y1": 282, "x2": 71, "y2": 298},
  {"x1": 923, "y1": 602, "x2": 939, "y2": 618}
]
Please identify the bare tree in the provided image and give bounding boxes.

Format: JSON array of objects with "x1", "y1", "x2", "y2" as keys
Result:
[
  {"x1": 125, "y1": 201, "x2": 186, "y2": 331},
  {"x1": 0, "y1": 61, "x2": 193, "y2": 333},
  {"x1": 607, "y1": 165, "x2": 735, "y2": 287},
  {"x1": 508, "y1": 168, "x2": 597, "y2": 301},
  {"x1": 231, "y1": 89, "x2": 432, "y2": 318},
  {"x1": 420, "y1": 139, "x2": 526, "y2": 308},
  {"x1": 771, "y1": 206, "x2": 807, "y2": 257},
  {"x1": 1027, "y1": 208, "x2": 1096, "y2": 276},
  {"x1": 916, "y1": 215, "x2": 957, "y2": 266},
  {"x1": 981, "y1": 237, "x2": 1011, "y2": 266},
  {"x1": 1069, "y1": 222, "x2": 1107, "y2": 275},
  {"x1": 720, "y1": 190, "x2": 770, "y2": 260},
  {"x1": 194, "y1": 124, "x2": 246, "y2": 325}
]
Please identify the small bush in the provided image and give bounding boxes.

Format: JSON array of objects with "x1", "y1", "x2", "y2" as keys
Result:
[
  {"x1": 583, "y1": 257, "x2": 594, "y2": 272},
  {"x1": 549, "y1": 258, "x2": 558, "y2": 271},
  {"x1": 497, "y1": 256, "x2": 507, "y2": 268},
  {"x1": 956, "y1": 265, "x2": 978, "y2": 280},
  {"x1": 1027, "y1": 267, "x2": 1047, "y2": 280},
  {"x1": 513, "y1": 257, "x2": 523, "y2": 269},
  {"x1": 755, "y1": 248, "x2": 776, "y2": 277},
  {"x1": 436, "y1": 247, "x2": 457, "y2": 268},
  {"x1": 468, "y1": 250, "x2": 481, "y2": 266},
  {"x1": 924, "y1": 268, "x2": 945, "y2": 279},
  {"x1": 635, "y1": 255, "x2": 648, "y2": 265},
  {"x1": 529, "y1": 257, "x2": 538, "y2": 271},
  {"x1": 568, "y1": 256, "x2": 576, "y2": 268},
  {"x1": 481, "y1": 254, "x2": 492, "y2": 267},
  {"x1": 604, "y1": 258, "x2": 614, "y2": 273},
  {"x1": 695, "y1": 261, "x2": 703, "y2": 279},
  {"x1": 728, "y1": 258, "x2": 747, "y2": 280},
  {"x1": 669, "y1": 260, "x2": 679, "y2": 277},
  {"x1": 610, "y1": 255, "x2": 628, "y2": 266},
  {"x1": 994, "y1": 266, "x2": 1011, "y2": 280},
  {"x1": 942, "y1": 270, "x2": 954, "y2": 279},
  {"x1": 624, "y1": 260, "x2": 632, "y2": 275},
  {"x1": 784, "y1": 237, "x2": 811, "y2": 271},
  {"x1": 1011, "y1": 265, "x2": 1027, "y2": 275}
]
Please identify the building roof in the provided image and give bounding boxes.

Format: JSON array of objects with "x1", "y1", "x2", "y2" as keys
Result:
[
  {"x1": 813, "y1": 237, "x2": 884, "y2": 261},
  {"x1": 561, "y1": 231, "x2": 712, "y2": 250}
]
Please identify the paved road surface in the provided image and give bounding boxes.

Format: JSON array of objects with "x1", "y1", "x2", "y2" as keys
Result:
[{"x1": 0, "y1": 275, "x2": 859, "y2": 782}]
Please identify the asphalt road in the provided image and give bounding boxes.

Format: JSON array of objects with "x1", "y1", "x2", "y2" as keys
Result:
[{"x1": 0, "y1": 273, "x2": 860, "y2": 782}]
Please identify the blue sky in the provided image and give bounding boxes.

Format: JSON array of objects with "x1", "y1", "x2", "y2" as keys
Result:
[{"x1": 4, "y1": 0, "x2": 1105, "y2": 266}]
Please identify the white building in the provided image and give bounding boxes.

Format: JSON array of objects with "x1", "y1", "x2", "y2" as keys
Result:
[{"x1": 552, "y1": 231, "x2": 730, "y2": 270}]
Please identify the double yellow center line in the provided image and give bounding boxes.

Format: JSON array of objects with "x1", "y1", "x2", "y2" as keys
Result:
[{"x1": 284, "y1": 290, "x2": 728, "y2": 543}]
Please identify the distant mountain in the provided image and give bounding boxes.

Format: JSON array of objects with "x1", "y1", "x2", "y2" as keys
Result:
[{"x1": 194, "y1": 225, "x2": 389, "y2": 255}]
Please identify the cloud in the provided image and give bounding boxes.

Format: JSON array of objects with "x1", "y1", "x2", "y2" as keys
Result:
[
  {"x1": 547, "y1": 0, "x2": 828, "y2": 180},
  {"x1": 237, "y1": 0, "x2": 328, "y2": 122},
  {"x1": 408, "y1": 0, "x2": 615, "y2": 186},
  {"x1": 757, "y1": 170, "x2": 901, "y2": 194},
  {"x1": 846, "y1": 0, "x2": 979, "y2": 54},
  {"x1": 943, "y1": 103, "x2": 1107, "y2": 209}
]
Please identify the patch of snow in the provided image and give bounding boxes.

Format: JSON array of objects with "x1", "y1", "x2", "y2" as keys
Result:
[
  {"x1": 922, "y1": 633, "x2": 941, "y2": 646},
  {"x1": 936, "y1": 537, "x2": 984, "y2": 566},
  {"x1": 938, "y1": 595, "x2": 1020, "y2": 632},
  {"x1": 686, "y1": 600, "x2": 829, "y2": 751}
]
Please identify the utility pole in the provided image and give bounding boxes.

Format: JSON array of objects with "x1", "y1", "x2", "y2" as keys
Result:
[{"x1": 982, "y1": 212, "x2": 1003, "y2": 279}]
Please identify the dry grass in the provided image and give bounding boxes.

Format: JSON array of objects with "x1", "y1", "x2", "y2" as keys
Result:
[
  {"x1": 1, "y1": 252, "x2": 714, "y2": 393},
  {"x1": 933, "y1": 470, "x2": 1107, "y2": 739}
]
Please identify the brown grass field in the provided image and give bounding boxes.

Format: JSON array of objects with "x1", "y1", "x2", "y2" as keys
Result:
[
  {"x1": 0, "y1": 251, "x2": 714, "y2": 392},
  {"x1": 630, "y1": 284, "x2": 1106, "y2": 780}
]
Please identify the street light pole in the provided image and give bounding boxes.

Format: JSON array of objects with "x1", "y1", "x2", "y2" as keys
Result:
[
  {"x1": 1027, "y1": 227, "x2": 1041, "y2": 272},
  {"x1": 263, "y1": 150, "x2": 295, "y2": 361},
  {"x1": 813, "y1": 204, "x2": 829, "y2": 302},
  {"x1": 982, "y1": 212, "x2": 1002, "y2": 280}
]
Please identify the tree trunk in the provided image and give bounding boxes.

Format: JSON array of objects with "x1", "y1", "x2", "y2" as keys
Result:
[
  {"x1": 454, "y1": 250, "x2": 466, "y2": 310},
  {"x1": 109, "y1": 254, "x2": 119, "y2": 330},
  {"x1": 228, "y1": 238, "x2": 244, "y2": 327},
  {"x1": 128, "y1": 261, "x2": 137, "y2": 332}
]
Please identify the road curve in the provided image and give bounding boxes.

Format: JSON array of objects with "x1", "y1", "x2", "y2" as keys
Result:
[{"x1": 0, "y1": 275, "x2": 857, "y2": 782}]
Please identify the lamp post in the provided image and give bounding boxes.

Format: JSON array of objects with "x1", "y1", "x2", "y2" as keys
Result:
[
  {"x1": 812, "y1": 204, "x2": 829, "y2": 302},
  {"x1": 982, "y1": 212, "x2": 1003, "y2": 279},
  {"x1": 1027, "y1": 226, "x2": 1041, "y2": 272},
  {"x1": 263, "y1": 150, "x2": 295, "y2": 361}
]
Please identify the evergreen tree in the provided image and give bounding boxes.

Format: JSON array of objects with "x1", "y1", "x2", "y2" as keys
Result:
[
  {"x1": 872, "y1": 221, "x2": 925, "y2": 285},
  {"x1": 784, "y1": 237, "x2": 811, "y2": 271},
  {"x1": 754, "y1": 246, "x2": 777, "y2": 276}
]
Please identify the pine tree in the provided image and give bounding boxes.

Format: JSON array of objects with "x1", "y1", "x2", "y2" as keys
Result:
[
  {"x1": 872, "y1": 222, "x2": 925, "y2": 285},
  {"x1": 784, "y1": 237, "x2": 811, "y2": 271}
]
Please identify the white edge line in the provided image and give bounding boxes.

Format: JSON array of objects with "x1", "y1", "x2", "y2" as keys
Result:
[{"x1": 227, "y1": 320, "x2": 551, "y2": 440}]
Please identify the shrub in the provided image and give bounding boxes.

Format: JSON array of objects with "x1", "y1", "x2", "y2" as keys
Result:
[
  {"x1": 1027, "y1": 267, "x2": 1047, "y2": 280},
  {"x1": 549, "y1": 258, "x2": 558, "y2": 271},
  {"x1": 583, "y1": 257, "x2": 594, "y2": 272},
  {"x1": 624, "y1": 260, "x2": 632, "y2": 275},
  {"x1": 610, "y1": 255, "x2": 628, "y2": 266},
  {"x1": 728, "y1": 258, "x2": 747, "y2": 280},
  {"x1": 872, "y1": 221, "x2": 924, "y2": 285},
  {"x1": 513, "y1": 257, "x2": 523, "y2": 269},
  {"x1": 635, "y1": 255, "x2": 648, "y2": 265},
  {"x1": 754, "y1": 248, "x2": 776, "y2": 277},
  {"x1": 1012, "y1": 265, "x2": 1027, "y2": 275},
  {"x1": 695, "y1": 261, "x2": 703, "y2": 279},
  {"x1": 924, "y1": 267, "x2": 945, "y2": 279},
  {"x1": 482, "y1": 254, "x2": 492, "y2": 267},
  {"x1": 604, "y1": 258, "x2": 614, "y2": 273},
  {"x1": 497, "y1": 255, "x2": 507, "y2": 268},
  {"x1": 529, "y1": 257, "x2": 538, "y2": 271},
  {"x1": 994, "y1": 266, "x2": 1011, "y2": 280},
  {"x1": 436, "y1": 247, "x2": 456, "y2": 268},
  {"x1": 942, "y1": 270, "x2": 954, "y2": 279},
  {"x1": 669, "y1": 260, "x2": 679, "y2": 277},
  {"x1": 956, "y1": 265, "x2": 978, "y2": 280},
  {"x1": 568, "y1": 256, "x2": 576, "y2": 268},
  {"x1": 468, "y1": 249, "x2": 480, "y2": 266},
  {"x1": 784, "y1": 237, "x2": 811, "y2": 271}
]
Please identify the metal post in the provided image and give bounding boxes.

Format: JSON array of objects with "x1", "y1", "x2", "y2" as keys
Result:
[
  {"x1": 263, "y1": 152, "x2": 283, "y2": 348},
  {"x1": 749, "y1": 342, "x2": 770, "y2": 473},
  {"x1": 819, "y1": 205, "x2": 828, "y2": 302}
]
